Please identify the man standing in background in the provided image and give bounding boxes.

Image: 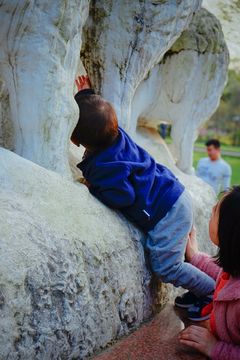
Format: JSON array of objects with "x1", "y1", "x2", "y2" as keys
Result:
[{"x1": 195, "y1": 139, "x2": 232, "y2": 195}]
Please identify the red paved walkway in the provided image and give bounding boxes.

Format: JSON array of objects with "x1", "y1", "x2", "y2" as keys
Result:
[{"x1": 91, "y1": 305, "x2": 207, "y2": 360}]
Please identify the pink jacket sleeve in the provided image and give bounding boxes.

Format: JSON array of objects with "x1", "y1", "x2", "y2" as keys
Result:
[
  {"x1": 190, "y1": 252, "x2": 221, "y2": 281},
  {"x1": 211, "y1": 341, "x2": 240, "y2": 360}
]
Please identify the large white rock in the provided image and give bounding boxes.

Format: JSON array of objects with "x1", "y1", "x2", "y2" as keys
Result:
[
  {"x1": 81, "y1": 0, "x2": 202, "y2": 130},
  {"x1": 131, "y1": 7, "x2": 229, "y2": 174},
  {"x1": 0, "y1": 146, "x2": 217, "y2": 359},
  {"x1": 0, "y1": 147, "x2": 149, "y2": 359},
  {"x1": 0, "y1": 0, "x2": 89, "y2": 178}
]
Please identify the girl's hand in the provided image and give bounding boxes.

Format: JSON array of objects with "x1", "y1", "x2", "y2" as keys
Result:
[
  {"x1": 179, "y1": 325, "x2": 217, "y2": 357},
  {"x1": 185, "y1": 226, "x2": 198, "y2": 261},
  {"x1": 75, "y1": 75, "x2": 91, "y2": 92}
]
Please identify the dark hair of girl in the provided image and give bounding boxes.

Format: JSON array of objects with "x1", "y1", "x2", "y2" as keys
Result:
[{"x1": 215, "y1": 185, "x2": 240, "y2": 277}]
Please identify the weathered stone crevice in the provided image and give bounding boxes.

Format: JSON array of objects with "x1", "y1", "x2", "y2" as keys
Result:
[{"x1": 0, "y1": 76, "x2": 15, "y2": 151}]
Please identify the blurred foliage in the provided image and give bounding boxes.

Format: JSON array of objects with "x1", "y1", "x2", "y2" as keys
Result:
[{"x1": 197, "y1": 69, "x2": 240, "y2": 146}]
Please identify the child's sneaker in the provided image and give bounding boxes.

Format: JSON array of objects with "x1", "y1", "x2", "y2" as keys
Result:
[
  {"x1": 187, "y1": 295, "x2": 213, "y2": 321},
  {"x1": 174, "y1": 291, "x2": 199, "y2": 308}
]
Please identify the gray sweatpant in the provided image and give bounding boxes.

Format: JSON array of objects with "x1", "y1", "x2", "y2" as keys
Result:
[{"x1": 145, "y1": 189, "x2": 215, "y2": 297}]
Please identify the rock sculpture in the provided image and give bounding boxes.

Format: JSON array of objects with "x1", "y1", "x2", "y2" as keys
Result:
[
  {"x1": 0, "y1": 1, "x2": 227, "y2": 358},
  {"x1": 0, "y1": 147, "x2": 156, "y2": 358},
  {"x1": 0, "y1": 0, "x2": 89, "y2": 178},
  {"x1": 0, "y1": 147, "x2": 217, "y2": 359},
  {"x1": 131, "y1": 7, "x2": 229, "y2": 174}
]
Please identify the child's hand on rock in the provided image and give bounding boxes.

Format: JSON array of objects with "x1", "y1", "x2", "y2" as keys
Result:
[
  {"x1": 75, "y1": 75, "x2": 91, "y2": 92},
  {"x1": 185, "y1": 226, "x2": 198, "y2": 261}
]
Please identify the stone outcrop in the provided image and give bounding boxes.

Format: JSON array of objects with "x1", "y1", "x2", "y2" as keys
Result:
[
  {"x1": 0, "y1": 147, "x2": 148, "y2": 358},
  {"x1": 0, "y1": 147, "x2": 217, "y2": 359},
  {"x1": 131, "y1": 7, "x2": 229, "y2": 174},
  {"x1": 0, "y1": 0, "x2": 89, "y2": 178}
]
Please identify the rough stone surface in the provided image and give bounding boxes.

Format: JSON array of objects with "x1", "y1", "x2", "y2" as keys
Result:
[
  {"x1": 0, "y1": 76, "x2": 14, "y2": 151},
  {"x1": 1, "y1": 146, "x2": 217, "y2": 359},
  {"x1": 81, "y1": 0, "x2": 202, "y2": 130},
  {"x1": 0, "y1": 148, "x2": 148, "y2": 359},
  {"x1": 131, "y1": 7, "x2": 229, "y2": 174},
  {"x1": 0, "y1": 0, "x2": 89, "y2": 178}
]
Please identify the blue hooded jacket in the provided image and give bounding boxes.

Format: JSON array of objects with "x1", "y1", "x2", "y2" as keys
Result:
[{"x1": 77, "y1": 126, "x2": 185, "y2": 232}]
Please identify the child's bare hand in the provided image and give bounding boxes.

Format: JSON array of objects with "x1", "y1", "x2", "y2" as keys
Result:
[
  {"x1": 75, "y1": 75, "x2": 91, "y2": 92},
  {"x1": 185, "y1": 226, "x2": 198, "y2": 261},
  {"x1": 179, "y1": 325, "x2": 217, "y2": 357}
]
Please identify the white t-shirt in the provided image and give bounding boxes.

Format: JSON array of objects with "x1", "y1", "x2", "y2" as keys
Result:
[{"x1": 195, "y1": 157, "x2": 232, "y2": 194}]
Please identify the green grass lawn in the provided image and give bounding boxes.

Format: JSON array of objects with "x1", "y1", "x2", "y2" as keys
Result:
[{"x1": 193, "y1": 152, "x2": 240, "y2": 187}]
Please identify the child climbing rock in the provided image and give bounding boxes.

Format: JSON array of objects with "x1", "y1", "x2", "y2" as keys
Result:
[{"x1": 71, "y1": 75, "x2": 215, "y2": 299}]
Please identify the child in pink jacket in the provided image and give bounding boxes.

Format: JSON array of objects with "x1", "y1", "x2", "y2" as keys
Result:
[{"x1": 179, "y1": 185, "x2": 240, "y2": 359}]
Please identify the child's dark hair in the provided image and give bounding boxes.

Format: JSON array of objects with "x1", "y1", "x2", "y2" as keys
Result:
[
  {"x1": 205, "y1": 139, "x2": 220, "y2": 148},
  {"x1": 71, "y1": 94, "x2": 119, "y2": 151},
  {"x1": 215, "y1": 185, "x2": 240, "y2": 277}
]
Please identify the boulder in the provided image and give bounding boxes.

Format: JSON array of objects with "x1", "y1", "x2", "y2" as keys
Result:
[
  {"x1": 0, "y1": 146, "x2": 217, "y2": 359},
  {"x1": 0, "y1": 147, "x2": 148, "y2": 359}
]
